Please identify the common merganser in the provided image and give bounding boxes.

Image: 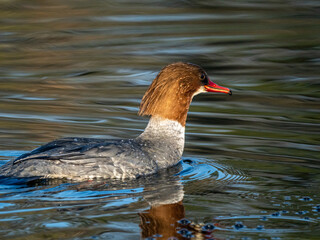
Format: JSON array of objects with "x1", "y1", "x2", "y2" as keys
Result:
[{"x1": 0, "y1": 62, "x2": 231, "y2": 180}]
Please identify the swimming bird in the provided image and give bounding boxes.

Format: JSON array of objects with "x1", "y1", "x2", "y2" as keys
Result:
[{"x1": 0, "y1": 62, "x2": 231, "y2": 180}]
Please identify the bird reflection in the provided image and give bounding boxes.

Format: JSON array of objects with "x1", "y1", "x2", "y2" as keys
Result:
[
  {"x1": 140, "y1": 201, "x2": 185, "y2": 239},
  {"x1": 137, "y1": 165, "x2": 219, "y2": 240},
  {"x1": 1, "y1": 162, "x2": 220, "y2": 239}
]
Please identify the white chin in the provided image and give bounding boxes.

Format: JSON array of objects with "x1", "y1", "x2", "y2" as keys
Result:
[{"x1": 192, "y1": 86, "x2": 206, "y2": 98}]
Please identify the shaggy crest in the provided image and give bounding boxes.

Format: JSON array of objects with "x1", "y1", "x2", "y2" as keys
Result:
[{"x1": 138, "y1": 62, "x2": 205, "y2": 126}]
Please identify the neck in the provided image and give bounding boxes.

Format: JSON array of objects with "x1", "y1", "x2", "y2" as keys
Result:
[
  {"x1": 150, "y1": 94, "x2": 191, "y2": 127},
  {"x1": 137, "y1": 116, "x2": 185, "y2": 158},
  {"x1": 138, "y1": 81, "x2": 195, "y2": 127}
]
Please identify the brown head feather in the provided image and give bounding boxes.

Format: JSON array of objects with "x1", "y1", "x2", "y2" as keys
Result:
[{"x1": 138, "y1": 62, "x2": 207, "y2": 126}]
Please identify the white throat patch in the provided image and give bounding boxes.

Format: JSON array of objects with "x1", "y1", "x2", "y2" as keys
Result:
[{"x1": 192, "y1": 86, "x2": 206, "y2": 98}]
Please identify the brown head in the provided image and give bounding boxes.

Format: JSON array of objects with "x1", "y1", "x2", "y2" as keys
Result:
[{"x1": 138, "y1": 62, "x2": 231, "y2": 126}]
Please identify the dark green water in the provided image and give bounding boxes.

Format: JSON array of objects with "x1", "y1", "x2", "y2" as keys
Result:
[{"x1": 0, "y1": 0, "x2": 319, "y2": 239}]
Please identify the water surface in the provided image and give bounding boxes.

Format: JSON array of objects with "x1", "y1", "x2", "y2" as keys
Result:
[{"x1": 0, "y1": 0, "x2": 319, "y2": 239}]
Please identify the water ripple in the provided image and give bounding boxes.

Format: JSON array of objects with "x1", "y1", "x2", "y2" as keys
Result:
[{"x1": 179, "y1": 157, "x2": 248, "y2": 183}]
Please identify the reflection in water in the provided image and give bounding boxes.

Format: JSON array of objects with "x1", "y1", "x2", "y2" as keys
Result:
[
  {"x1": 139, "y1": 163, "x2": 186, "y2": 239},
  {"x1": 0, "y1": 156, "x2": 319, "y2": 239},
  {"x1": 140, "y1": 202, "x2": 185, "y2": 239},
  {"x1": 0, "y1": 158, "x2": 245, "y2": 239}
]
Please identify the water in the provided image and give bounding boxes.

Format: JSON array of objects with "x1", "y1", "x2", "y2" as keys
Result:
[{"x1": 0, "y1": 0, "x2": 319, "y2": 239}]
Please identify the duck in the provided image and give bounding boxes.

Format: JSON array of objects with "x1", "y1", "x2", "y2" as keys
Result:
[{"x1": 0, "y1": 62, "x2": 231, "y2": 180}]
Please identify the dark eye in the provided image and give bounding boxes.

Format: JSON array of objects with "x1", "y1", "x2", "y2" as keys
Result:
[{"x1": 200, "y1": 73, "x2": 208, "y2": 85}]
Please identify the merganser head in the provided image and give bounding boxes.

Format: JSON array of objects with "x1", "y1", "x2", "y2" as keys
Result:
[{"x1": 139, "y1": 62, "x2": 231, "y2": 126}]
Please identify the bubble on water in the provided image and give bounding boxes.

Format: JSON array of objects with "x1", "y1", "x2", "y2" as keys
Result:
[
  {"x1": 313, "y1": 206, "x2": 320, "y2": 212},
  {"x1": 271, "y1": 212, "x2": 281, "y2": 217},
  {"x1": 256, "y1": 225, "x2": 264, "y2": 230},
  {"x1": 261, "y1": 216, "x2": 268, "y2": 221},
  {"x1": 234, "y1": 221, "x2": 245, "y2": 230},
  {"x1": 178, "y1": 218, "x2": 191, "y2": 225},
  {"x1": 300, "y1": 196, "x2": 313, "y2": 202},
  {"x1": 177, "y1": 228, "x2": 193, "y2": 238},
  {"x1": 296, "y1": 210, "x2": 309, "y2": 215},
  {"x1": 202, "y1": 223, "x2": 215, "y2": 232}
]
